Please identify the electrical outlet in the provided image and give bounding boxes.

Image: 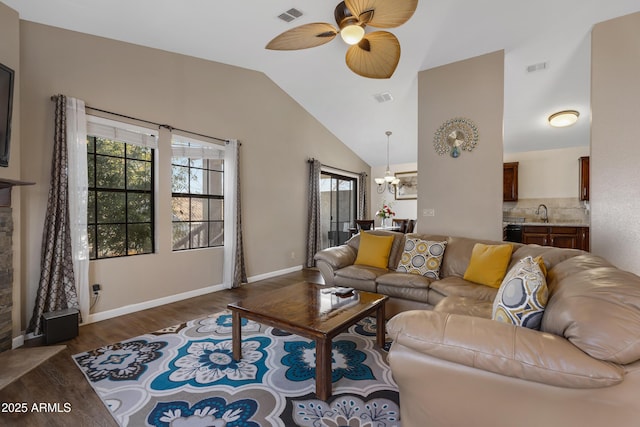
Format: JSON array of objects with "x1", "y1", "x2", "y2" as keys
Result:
[
  {"x1": 423, "y1": 208, "x2": 435, "y2": 217},
  {"x1": 92, "y1": 283, "x2": 101, "y2": 295},
  {"x1": 290, "y1": 251, "x2": 296, "y2": 260}
]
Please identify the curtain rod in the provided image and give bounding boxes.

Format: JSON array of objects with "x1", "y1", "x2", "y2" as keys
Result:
[
  {"x1": 308, "y1": 158, "x2": 367, "y2": 177},
  {"x1": 50, "y1": 95, "x2": 229, "y2": 143}
]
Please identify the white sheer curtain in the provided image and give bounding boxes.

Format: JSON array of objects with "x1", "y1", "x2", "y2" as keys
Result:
[
  {"x1": 223, "y1": 139, "x2": 246, "y2": 288},
  {"x1": 66, "y1": 97, "x2": 90, "y2": 323}
]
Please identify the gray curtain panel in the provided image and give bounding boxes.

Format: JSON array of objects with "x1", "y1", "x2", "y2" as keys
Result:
[
  {"x1": 229, "y1": 140, "x2": 247, "y2": 288},
  {"x1": 358, "y1": 172, "x2": 368, "y2": 220},
  {"x1": 305, "y1": 159, "x2": 321, "y2": 268},
  {"x1": 27, "y1": 94, "x2": 80, "y2": 335}
]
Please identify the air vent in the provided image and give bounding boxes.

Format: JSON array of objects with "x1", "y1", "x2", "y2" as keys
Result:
[
  {"x1": 526, "y1": 62, "x2": 548, "y2": 73},
  {"x1": 373, "y1": 92, "x2": 394, "y2": 103},
  {"x1": 278, "y1": 8, "x2": 303, "y2": 22}
]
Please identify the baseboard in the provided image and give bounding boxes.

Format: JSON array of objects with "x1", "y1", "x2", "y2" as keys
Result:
[
  {"x1": 12, "y1": 335, "x2": 24, "y2": 349},
  {"x1": 14, "y1": 266, "x2": 306, "y2": 337},
  {"x1": 87, "y1": 282, "x2": 227, "y2": 324},
  {"x1": 247, "y1": 265, "x2": 303, "y2": 283}
]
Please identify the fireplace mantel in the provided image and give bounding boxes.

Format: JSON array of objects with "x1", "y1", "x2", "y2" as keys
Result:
[{"x1": 0, "y1": 178, "x2": 35, "y2": 207}]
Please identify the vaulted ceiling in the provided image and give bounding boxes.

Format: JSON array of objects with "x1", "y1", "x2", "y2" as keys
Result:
[{"x1": 4, "y1": 0, "x2": 640, "y2": 166}]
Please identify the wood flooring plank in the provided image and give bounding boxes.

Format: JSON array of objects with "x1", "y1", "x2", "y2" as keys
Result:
[{"x1": 0, "y1": 268, "x2": 323, "y2": 426}]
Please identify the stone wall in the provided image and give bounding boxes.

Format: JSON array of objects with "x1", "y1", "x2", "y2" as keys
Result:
[{"x1": 0, "y1": 207, "x2": 13, "y2": 352}]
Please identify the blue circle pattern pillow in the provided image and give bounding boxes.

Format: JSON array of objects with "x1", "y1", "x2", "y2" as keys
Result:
[
  {"x1": 492, "y1": 256, "x2": 548, "y2": 330},
  {"x1": 396, "y1": 238, "x2": 447, "y2": 279}
]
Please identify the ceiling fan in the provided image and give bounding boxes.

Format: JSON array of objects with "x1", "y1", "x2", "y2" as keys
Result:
[{"x1": 265, "y1": 0, "x2": 419, "y2": 79}]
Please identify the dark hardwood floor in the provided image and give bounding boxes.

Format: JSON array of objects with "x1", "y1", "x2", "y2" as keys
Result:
[{"x1": 0, "y1": 268, "x2": 324, "y2": 427}]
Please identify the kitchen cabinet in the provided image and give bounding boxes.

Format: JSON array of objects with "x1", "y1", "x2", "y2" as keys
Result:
[
  {"x1": 503, "y1": 162, "x2": 518, "y2": 201},
  {"x1": 579, "y1": 156, "x2": 589, "y2": 201},
  {"x1": 522, "y1": 225, "x2": 589, "y2": 251}
]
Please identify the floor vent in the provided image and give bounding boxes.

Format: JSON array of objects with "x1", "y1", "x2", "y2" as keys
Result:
[{"x1": 278, "y1": 8, "x2": 303, "y2": 22}]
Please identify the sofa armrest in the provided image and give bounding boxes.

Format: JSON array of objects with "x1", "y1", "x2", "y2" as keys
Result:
[
  {"x1": 314, "y1": 245, "x2": 357, "y2": 270},
  {"x1": 314, "y1": 245, "x2": 357, "y2": 286},
  {"x1": 387, "y1": 310, "x2": 624, "y2": 388}
]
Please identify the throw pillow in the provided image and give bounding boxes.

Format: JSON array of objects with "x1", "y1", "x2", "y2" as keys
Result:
[
  {"x1": 492, "y1": 256, "x2": 548, "y2": 330},
  {"x1": 354, "y1": 232, "x2": 395, "y2": 269},
  {"x1": 533, "y1": 255, "x2": 547, "y2": 277},
  {"x1": 463, "y1": 243, "x2": 513, "y2": 288},
  {"x1": 397, "y1": 238, "x2": 448, "y2": 279}
]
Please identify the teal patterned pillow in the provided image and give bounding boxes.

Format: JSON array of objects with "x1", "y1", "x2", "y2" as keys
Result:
[
  {"x1": 492, "y1": 256, "x2": 548, "y2": 330},
  {"x1": 396, "y1": 238, "x2": 447, "y2": 279}
]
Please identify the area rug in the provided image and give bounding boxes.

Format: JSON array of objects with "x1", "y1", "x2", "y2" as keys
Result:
[{"x1": 72, "y1": 310, "x2": 400, "y2": 426}]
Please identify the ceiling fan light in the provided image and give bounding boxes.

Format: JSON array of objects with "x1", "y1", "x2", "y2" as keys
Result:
[
  {"x1": 549, "y1": 110, "x2": 579, "y2": 127},
  {"x1": 340, "y1": 25, "x2": 365, "y2": 45}
]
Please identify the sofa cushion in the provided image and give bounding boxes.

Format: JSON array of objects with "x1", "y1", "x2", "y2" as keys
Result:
[
  {"x1": 354, "y1": 232, "x2": 394, "y2": 269},
  {"x1": 493, "y1": 256, "x2": 548, "y2": 330},
  {"x1": 463, "y1": 243, "x2": 513, "y2": 288},
  {"x1": 543, "y1": 255, "x2": 640, "y2": 365},
  {"x1": 429, "y1": 276, "x2": 499, "y2": 302},
  {"x1": 376, "y1": 272, "x2": 433, "y2": 303},
  {"x1": 434, "y1": 296, "x2": 493, "y2": 319},
  {"x1": 397, "y1": 238, "x2": 447, "y2": 279}
]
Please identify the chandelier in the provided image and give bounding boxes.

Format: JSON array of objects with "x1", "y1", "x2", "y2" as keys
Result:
[{"x1": 375, "y1": 131, "x2": 400, "y2": 194}]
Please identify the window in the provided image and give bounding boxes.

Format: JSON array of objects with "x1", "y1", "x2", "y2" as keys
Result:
[
  {"x1": 87, "y1": 117, "x2": 157, "y2": 259},
  {"x1": 320, "y1": 171, "x2": 358, "y2": 249},
  {"x1": 171, "y1": 136, "x2": 224, "y2": 250}
]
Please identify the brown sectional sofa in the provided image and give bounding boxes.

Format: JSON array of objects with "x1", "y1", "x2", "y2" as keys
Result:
[
  {"x1": 314, "y1": 230, "x2": 640, "y2": 426},
  {"x1": 314, "y1": 230, "x2": 581, "y2": 317}
]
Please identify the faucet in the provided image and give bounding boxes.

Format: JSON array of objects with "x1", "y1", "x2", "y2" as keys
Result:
[{"x1": 535, "y1": 204, "x2": 549, "y2": 223}]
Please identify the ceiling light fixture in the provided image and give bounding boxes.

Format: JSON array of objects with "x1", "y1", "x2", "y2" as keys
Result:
[
  {"x1": 375, "y1": 131, "x2": 400, "y2": 194},
  {"x1": 548, "y1": 110, "x2": 580, "y2": 127},
  {"x1": 340, "y1": 24, "x2": 365, "y2": 45}
]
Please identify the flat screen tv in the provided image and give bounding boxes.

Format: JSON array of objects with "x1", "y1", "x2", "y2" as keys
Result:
[{"x1": 0, "y1": 62, "x2": 15, "y2": 168}]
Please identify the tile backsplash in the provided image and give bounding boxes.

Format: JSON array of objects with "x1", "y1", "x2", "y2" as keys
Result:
[{"x1": 503, "y1": 197, "x2": 589, "y2": 224}]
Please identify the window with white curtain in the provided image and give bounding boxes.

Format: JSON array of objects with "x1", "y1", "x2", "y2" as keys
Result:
[
  {"x1": 171, "y1": 134, "x2": 225, "y2": 251},
  {"x1": 86, "y1": 116, "x2": 157, "y2": 259}
]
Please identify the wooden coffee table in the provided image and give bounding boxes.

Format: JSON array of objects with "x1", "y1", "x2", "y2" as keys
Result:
[{"x1": 227, "y1": 282, "x2": 388, "y2": 400}]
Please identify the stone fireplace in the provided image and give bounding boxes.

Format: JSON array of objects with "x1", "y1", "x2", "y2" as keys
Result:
[
  {"x1": 0, "y1": 205, "x2": 12, "y2": 352},
  {"x1": 0, "y1": 178, "x2": 34, "y2": 352}
]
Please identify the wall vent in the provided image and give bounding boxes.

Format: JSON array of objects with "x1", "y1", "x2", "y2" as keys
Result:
[
  {"x1": 373, "y1": 92, "x2": 394, "y2": 103},
  {"x1": 526, "y1": 62, "x2": 548, "y2": 73},
  {"x1": 278, "y1": 8, "x2": 303, "y2": 22}
]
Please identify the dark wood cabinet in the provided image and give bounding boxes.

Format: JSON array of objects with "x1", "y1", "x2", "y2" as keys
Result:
[
  {"x1": 503, "y1": 162, "x2": 518, "y2": 201},
  {"x1": 579, "y1": 156, "x2": 589, "y2": 201},
  {"x1": 522, "y1": 225, "x2": 589, "y2": 251}
]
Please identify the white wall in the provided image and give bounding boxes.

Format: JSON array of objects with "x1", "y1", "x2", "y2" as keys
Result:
[
  {"x1": 504, "y1": 146, "x2": 589, "y2": 199},
  {"x1": 591, "y1": 11, "x2": 640, "y2": 276},
  {"x1": 370, "y1": 161, "x2": 417, "y2": 227}
]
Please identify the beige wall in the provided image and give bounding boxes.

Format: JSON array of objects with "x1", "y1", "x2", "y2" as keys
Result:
[
  {"x1": 417, "y1": 51, "x2": 504, "y2": 240},
  {"x1": 504, "y1": 146, "x2": 590, "y2": 199},
  {"x1": 591, "y1": 12, "x2": 640, "y2": 276},
  {"x1": 0, "y1": 3, "x2": 22, "y2": 342},
  {"x1": 17, "y1": 22, "x2": 369, "y2": 332}
]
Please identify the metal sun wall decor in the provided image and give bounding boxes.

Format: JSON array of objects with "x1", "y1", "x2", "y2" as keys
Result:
[{"x1": 433, "y1": 117, "x2": 479, "y2": 158}]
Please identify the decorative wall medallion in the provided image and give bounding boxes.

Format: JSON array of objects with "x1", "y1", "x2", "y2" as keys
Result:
[{"x1": 433, "y1": 117, "x2": 479, "y2": 158}]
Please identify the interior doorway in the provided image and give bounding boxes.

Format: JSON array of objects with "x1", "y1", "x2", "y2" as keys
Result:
[{"x1": 320, "y1": 171, "x2": 357, "y2": 249}]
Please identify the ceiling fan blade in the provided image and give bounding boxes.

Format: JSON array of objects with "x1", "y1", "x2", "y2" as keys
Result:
[
  {"x1": 345, "y1": 31, "x2": 400, "y2": 79},
  {"x1": 265, "y1": 23, "x2": 338, "y2": 50},
  {"x1": 345, "y1": 0, "x2": 418, "y2": 28}
]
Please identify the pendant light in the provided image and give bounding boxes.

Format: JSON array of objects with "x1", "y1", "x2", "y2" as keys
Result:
[{"x1": 375, "y1": 131, "x2": 400, "y2": 194}]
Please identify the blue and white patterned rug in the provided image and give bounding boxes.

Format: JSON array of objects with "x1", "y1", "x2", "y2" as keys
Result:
[{"x1": 72, "y1": 310, "x2": 400, "y2": 426}]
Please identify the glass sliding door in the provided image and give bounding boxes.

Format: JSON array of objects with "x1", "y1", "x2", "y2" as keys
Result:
[{"x1": 320, "y1": 172, "x2": 357, "y2": 249}]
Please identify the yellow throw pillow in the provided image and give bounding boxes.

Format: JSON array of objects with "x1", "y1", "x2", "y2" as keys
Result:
[
  {"x1": 354, "y1": 232, "x2": 395, "y2": 269},
  {"x1": 463, "y1": 243, "x2": 513, "y2": 288}
]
